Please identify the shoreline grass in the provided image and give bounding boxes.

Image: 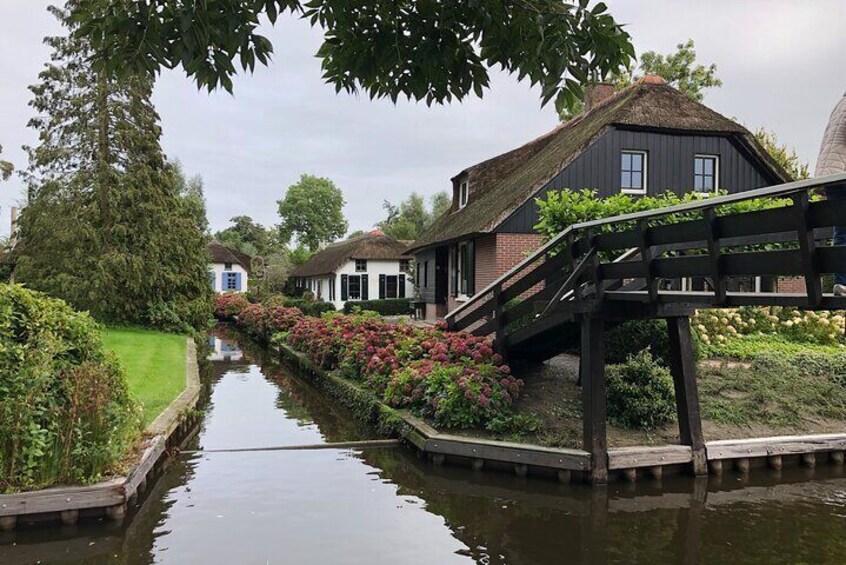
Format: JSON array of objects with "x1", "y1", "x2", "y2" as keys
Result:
[{"x1": 103, "y1": 327, "x2": 187, "y2": 427}]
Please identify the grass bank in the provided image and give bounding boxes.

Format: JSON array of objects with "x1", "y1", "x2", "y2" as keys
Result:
[
  {"x1": 103, "y1": 328, "x2": 187, "y2": 427},
  {"x1": 482, "y1": 350, "x2": 846, "y2": 449}
]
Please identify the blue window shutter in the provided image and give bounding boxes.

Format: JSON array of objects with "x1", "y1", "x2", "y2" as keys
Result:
[
  {"x1": 234, "y1": 272, "x2": 242, "y2": 291},
  {"x1": 221, "y1": 273, "x2": 228, "y2": 290}
]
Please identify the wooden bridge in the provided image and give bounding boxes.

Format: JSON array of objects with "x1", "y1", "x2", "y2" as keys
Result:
[{"x1": 446, "y1": 173, "x2": 846, "y2": 483}]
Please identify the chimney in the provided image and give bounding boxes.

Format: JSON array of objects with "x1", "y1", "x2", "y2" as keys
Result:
[
  {"x1": 584, "y1": 83, "x2": 615, "y2": 111},
  {"x1": 640, "y1": 74, "x2": 668, "y2": 85}
]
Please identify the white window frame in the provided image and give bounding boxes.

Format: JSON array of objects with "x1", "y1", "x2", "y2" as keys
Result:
[
  {"x1": 693, "y1": 154, "x2": 720, "y2": 195},
  {"x1": 620, "y1": 150, "x2": 648, "y2": 195},
  {"x1": 459, "y1": 180, "x2": 469, "y2": 209},
  {"x1": 456, "y1": 242, "x2": 470, "y2": 299},
  {"x1": 399, "y1": 259, "x2": 411, "y2": 273}
]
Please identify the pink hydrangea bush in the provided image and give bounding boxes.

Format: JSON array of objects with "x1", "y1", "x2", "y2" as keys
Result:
[
  {"x1": 214, "y1": 292, "x2": 251, "y2": 320},
  {"x1": 286, "y1": 313, "x2": 523, "y2": 428}
]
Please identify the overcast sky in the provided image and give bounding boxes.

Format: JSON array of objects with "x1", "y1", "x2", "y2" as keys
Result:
[{"x1": 1, "y1": 1, "x2": 844, "y2": 237}]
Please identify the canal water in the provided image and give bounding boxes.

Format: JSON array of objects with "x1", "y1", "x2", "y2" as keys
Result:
[{"x1": 2, "y1": 329, "x2": 846, "y2": 564}]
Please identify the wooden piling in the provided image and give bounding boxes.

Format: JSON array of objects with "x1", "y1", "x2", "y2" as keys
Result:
[
  {"x1": 735, "y1": 458, "x2": 750, "y2": 474},
  {"x1": 106, "y1": 503, "x2": 127, "y2": 522},
  {"x1": 514, "y1": 464, "x2": 528, "y2": 478},
  {"x1": 471, "y1": 458, "x2": 484, "y2": 471},
  {"x1": 557, "y1": 470, "x2": 572, "y2": 484},
  {"x1": 60, "y1": 509, "x2": 79, "y2": 525},
  {"x1": 767, "y1": 455, "x2": 783, "y2": 471},
  {"x1": 801, "y1": 453, "x2": 816, "y2": 468},
  {"x1": 622, "y1": 469, "x2": 637, "y2": 483},
  {"x1": 666, "y1": 316, "x2": 707, "y2": 476},
  {"x1": 581, "y1": 316, "x2": 608, "y2": 484}
]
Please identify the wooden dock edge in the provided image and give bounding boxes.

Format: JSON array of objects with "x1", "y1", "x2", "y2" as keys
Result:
[
  {"x1": 0, "y1": 337, "x2": 202, "y2": 530},
  {"x1": 274, "y1": 342, "x2": 846, "y2": 486}
]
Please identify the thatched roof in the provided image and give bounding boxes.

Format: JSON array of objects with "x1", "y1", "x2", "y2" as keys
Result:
[
  {"x1": 291, "y1": 230, "x2": 411, "y2": 278},
  {"x1": 209, "y1": 240, "x2": 252, "y2": 271},
  {"x1": 409, "y1": 77, "x2": 791, "y2": 253}
]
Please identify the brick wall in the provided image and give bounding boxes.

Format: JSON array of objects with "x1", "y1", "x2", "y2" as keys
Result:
[
  {"x1": 474, "y1": 233, "x2": 498, "y2": 292},
  {"x1": 495, "y1": 233, "x2": 545, "y2": 278},
  {"x1": 777, "y1": 276, "x2": 806, "y2": 293}
]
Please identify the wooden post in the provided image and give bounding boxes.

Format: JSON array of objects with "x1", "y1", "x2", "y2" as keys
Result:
[
  {"x1": 666, "y1": 316, "x2": 707, "y2": 476},
  {"x1": 638, "y1": 219, "x2": 658, "y2": 302},
  {"x1": 793, "y1": 191, "x2": 822, "y2": 307},
  {"x1": 702, "y1": 207, "x2": 726, "y2": 305},
  {"x1": 492, "y1": 285, "x2": 505, "y2": 354},
  {"x1": 581, "y1": 316, "x2": 608, "y2": 484}
]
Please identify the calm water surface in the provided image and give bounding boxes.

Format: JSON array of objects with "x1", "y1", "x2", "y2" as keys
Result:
[{"x1": 2, "y1": 329, "x2": 846, "y2": 564}]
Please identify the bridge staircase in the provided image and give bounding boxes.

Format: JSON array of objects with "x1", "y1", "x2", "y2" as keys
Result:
[{"x1": 446, "y1": 174, "x2": 846, "y2": 482}]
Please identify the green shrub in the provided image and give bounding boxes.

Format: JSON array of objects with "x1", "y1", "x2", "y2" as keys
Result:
[
  {"x1": 0, "y1": 285, "x2": 140, "y2": 491},
  {"x1": 606, "y1": 350, "x2": 676, "y2": 430},
  {"x1": 535, "y1": 188, "x2": 788, "y2": 242},
  {"x1": 343, "y1": 298, "x2": 412, "y2": 316},
  {"x1": 605, "y1": 319, "x2": 673, "y2": 365}
]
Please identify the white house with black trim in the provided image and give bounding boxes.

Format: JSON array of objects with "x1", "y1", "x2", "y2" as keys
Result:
[
  {"x1": 289, "y1": 230, "x2": 414, "y2": 310},
  {"x1": 209, "y1": 240, "x2": 251, "y2": 293}
]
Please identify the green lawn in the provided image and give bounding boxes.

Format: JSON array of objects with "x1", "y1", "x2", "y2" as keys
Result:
[{"x1": 102, "y1": 327, "x2": 187, "y2": 427}]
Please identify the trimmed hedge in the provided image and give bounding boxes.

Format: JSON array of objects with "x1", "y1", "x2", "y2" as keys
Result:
[{"x1": 343, "y1": 298, "x2": 412, "y2": 316}]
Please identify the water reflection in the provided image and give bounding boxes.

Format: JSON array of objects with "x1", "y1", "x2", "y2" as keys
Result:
[
  {"x1": 2, "y1": 329, "x2": 845, "y2": 564},
  {"x1": 207, "y1": 334, "x2": 243, "y2": 362}
]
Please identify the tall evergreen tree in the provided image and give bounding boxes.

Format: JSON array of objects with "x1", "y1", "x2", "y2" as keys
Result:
[{"x1": 16, "y1": 5, "x2": 211, "y2": 331}]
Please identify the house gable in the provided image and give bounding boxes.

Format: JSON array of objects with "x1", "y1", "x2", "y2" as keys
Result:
[
  {"x1": 408, "y1": 79, "x2": 791, "y2": 255},
  {"x1": 498, "y1": 126, "x2": 785, "y2": 233}
]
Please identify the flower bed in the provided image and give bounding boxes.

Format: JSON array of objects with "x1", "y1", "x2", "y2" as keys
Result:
[{"x1": 213, "y1": 294, "x2": 523, "y2": 429}]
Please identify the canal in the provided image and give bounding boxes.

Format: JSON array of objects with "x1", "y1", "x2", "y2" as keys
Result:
[{"x1": 2, "y1": 330, "x2": 846, "y2": 564}]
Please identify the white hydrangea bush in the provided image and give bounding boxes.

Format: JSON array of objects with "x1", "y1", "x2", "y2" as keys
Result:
[{"x1": 692, "y1": 306, "x2": 846, "y2": 347}]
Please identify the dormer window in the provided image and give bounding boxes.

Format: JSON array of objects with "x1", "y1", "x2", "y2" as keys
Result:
[{"x1": 459, "y1": 180, "x2": 469, "y2": 209}]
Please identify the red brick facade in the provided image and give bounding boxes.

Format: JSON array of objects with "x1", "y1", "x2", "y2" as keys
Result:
[
  {"x1": 442, "y1": 232, "x2": 546, "y2": 319},
  {"x1": 493, "y1": 233, "x2": 545, "y2": 280},
  {"x1": 776, "y1": 276, "x2": 806, "y2": 293}
]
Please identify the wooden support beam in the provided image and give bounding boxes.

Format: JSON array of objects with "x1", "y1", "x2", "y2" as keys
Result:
[
  {"x1": 638, "y1": 219, "x2": 658, "y2": 302},
  {"x1": 581, "y1": 316, "x2": 608, "y2": 484},
  {"x1": 666, "y1": 316, "x2": 707, "y2": 475},
  {"x1": 702, "y1": 208, "x2": 726, "y2": 305},
  {"x1": 793, "y1": 192, "x2": 823, "y2": 307},
  {"x1": 492, "y1": 285, "x2": 505, "y2": 355}
]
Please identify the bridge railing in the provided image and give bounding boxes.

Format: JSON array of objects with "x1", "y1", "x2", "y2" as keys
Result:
[{"x1": 446, "y1": 173, "x2": 846, "y2": 348}]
